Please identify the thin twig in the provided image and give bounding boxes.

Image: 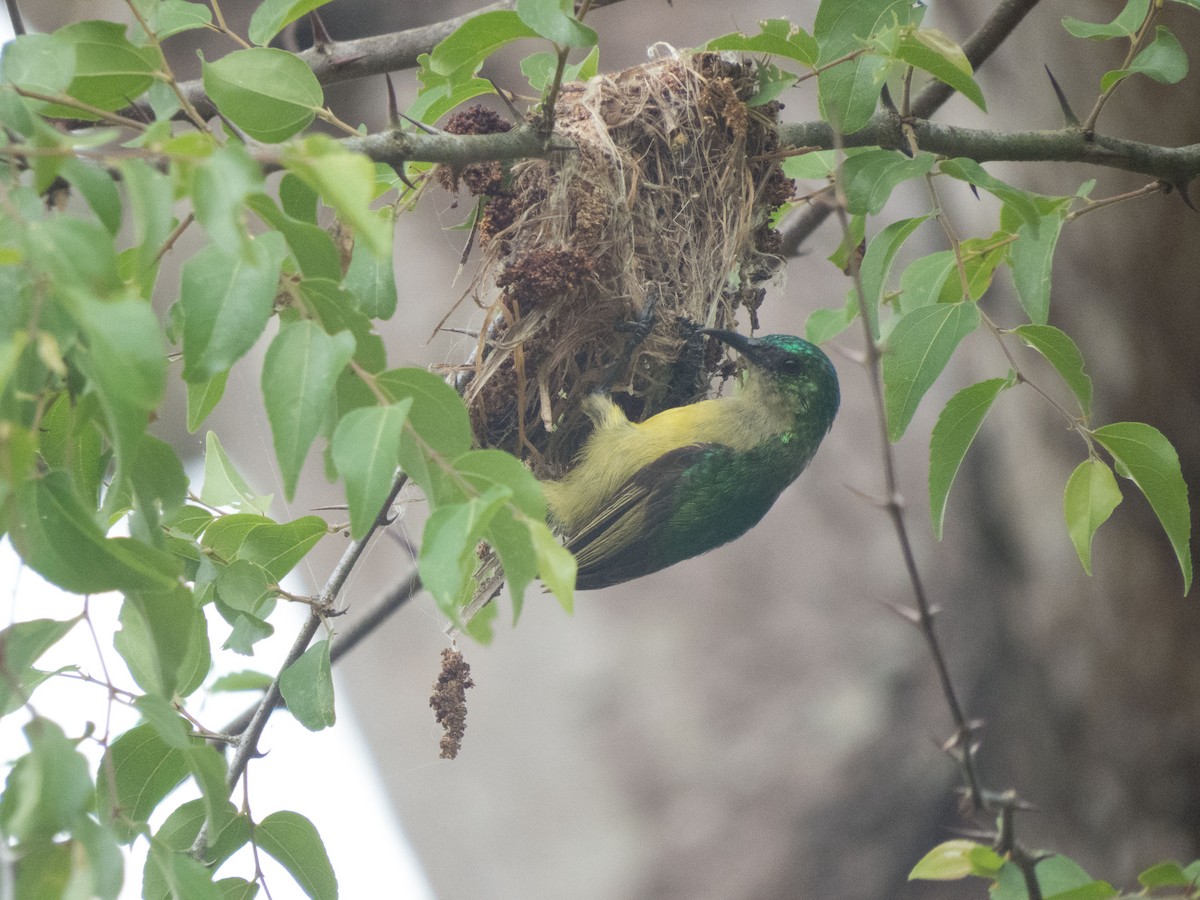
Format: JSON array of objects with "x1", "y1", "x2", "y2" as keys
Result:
[{"x1": 1081, "y1": 1, "x2": 1159, "y2": 133}]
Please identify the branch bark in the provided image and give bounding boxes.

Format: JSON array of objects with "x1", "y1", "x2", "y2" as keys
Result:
[{"x1": 780, "y1": 117, "x2": 1200, "y2": 185}]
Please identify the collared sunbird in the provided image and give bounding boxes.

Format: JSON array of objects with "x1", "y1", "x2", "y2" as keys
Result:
[{"x1": 543, "y1": 329, "x2": 840, "y2": 589}]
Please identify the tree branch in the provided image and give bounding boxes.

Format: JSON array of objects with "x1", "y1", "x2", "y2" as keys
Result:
[
  {"x1": 340, "y1": 123, "x2": 574, "y2": 167},
  {"x1": 780, "y1": 116, "x2": 1200, "y2": 185}
]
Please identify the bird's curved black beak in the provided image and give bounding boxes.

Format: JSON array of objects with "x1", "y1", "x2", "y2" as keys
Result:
[{"x1": 702, "y1": 328, "x2": 765, "y2": 366}]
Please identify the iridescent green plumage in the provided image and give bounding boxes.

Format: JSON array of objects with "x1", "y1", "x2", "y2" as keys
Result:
[{"x1": 544, "y1": 330, "x2": 840, "y2": 589}]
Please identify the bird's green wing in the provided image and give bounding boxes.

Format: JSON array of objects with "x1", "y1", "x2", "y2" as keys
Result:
[{"x1": 565, "y1": 443, "x2": 729, "y2": 589}]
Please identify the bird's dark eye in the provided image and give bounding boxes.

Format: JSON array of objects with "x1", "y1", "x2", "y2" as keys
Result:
[{"x1": 779, "y1": 357, "x2": 804, "y2": 375}]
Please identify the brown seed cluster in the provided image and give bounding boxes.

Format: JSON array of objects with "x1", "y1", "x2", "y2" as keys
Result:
[
  {"x1": 495, "y1": 247, "x2": 597, "y2": 311},
  {"x1": 429, "y1": 647, "x2": 475, "y2": 760},
  {"x1": 433, "y1": 105, "x2": 514, "y2": 198}
]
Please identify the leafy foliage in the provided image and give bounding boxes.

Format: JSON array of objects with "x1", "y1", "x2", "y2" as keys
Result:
[{"x1": 0, "y1": 0, "x2": 1196, "y2": 895}]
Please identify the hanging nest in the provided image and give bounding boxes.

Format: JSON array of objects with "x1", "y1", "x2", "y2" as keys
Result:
[{"x1": 437, "y1": 51, "x2": 795, "y2": 478}]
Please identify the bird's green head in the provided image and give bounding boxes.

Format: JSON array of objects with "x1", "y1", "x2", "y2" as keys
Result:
[{"x1": 703, "y1": 329, "x2": 840, "y2": 425}]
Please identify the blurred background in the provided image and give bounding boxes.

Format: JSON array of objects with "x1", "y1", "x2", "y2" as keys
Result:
[{"x1": 17, "y1": 1, "x2": 1200, "y2": 897}]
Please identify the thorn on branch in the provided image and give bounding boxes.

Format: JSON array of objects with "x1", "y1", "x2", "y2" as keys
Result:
[
  {"x1": 486, "y1": 77, "x2": 525, "y2": 124},
  {"x1": 397, "y1": 111, "x2": 441, "y2": 135},
  {"x1": 309, "y1": 9, "x2": 333, "y2": 54},
  {"x1": 385, "y1": 73, "x2": 401, "y2": 127},
  {"x1": 1043, "y1": 65, "x2": 1079, "y2": 128},
  {"x1": 1171, "y1": 180, "x2": 1197, "y2": 212}
]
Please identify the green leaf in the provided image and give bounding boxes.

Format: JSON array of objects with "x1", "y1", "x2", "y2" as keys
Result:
[
  {"x1": 450, "y1": 450, "x2": 547, "y2": 618},
  {"x1": 1092, "y1": 422, "x2": 1193, "y2": 594},
  {"x1": 202, "y1": 48, "x2": 322, "y2": 142},
  {"x1": 1137, "y1": 861, "x2": 1189, "y2": 888},
  {"x1": 899, "y1": 250, "x2": 957, "y2": 312},
  {"x1": 146, "y1": 841, "x2": 222, "y2": 900},
  {"x1": 421, "y1": 492, "x2": 511, "y2": 611},
  {"x1": 203, "y1": 514, "x2": 328, "y2": 582},
  {"x1": 840, "y1": 149, "x2": 936, "y2": 215},
  {"x1": 529, "y1": 518, "x2": 575, "y2": 612},
  {"x1": 71, "y1": 296, "x2": 166, "y2": 481},
  {"x1": 1012, "y1": 324, "x2": 1092, "y2": 417},
  {"x1": 248, "y1": 0, "x2": 336, "y2": 46},
  {"x1": 521, "y1": 45, "x2": 600, "y2": 91},
  {"x1": 1028, "y1": 857, "x2": 1115, "y2": 898},
  {"x1": 25, "y1": 215, "x2": 121, "y2": 297},
  {"x1": 1062, "y1": 0, "x2": 1150, "y2": 39},
  {"x1": 71, "y1": 813, "x2": 125, "y2": 900},
  {"x1": 441, "y1": 449, "x2": 546, "y2": 517},
  {"x1": 814, "y1": 0, "x2": 917, "y2": 132},
  {"x1": 909, "y1": 839, "x2": 1003, "y2": 880},
  {"x1": 115, "y1": 587, "x2": 209, "y2": 698},
  {"x1": 53, "y1": 21, "x2": 159, "y2": 116},
  {"x1": 247, "y1": 193, "x2": 342, "y2": 282},
  {"x1": 939, "y1": 158, "x2": 1041, "y2": 231},
  {"x1": 0, "y1": 718, "x2": 93, "y2": 843},
  {"x1": 704, "y1": 18, "x2": 818, "y2": 66},
  {"x1": 193, "y1": 142, "x2": 264, "y2": 256},
  {"x1": 408, "y1": 68, "x2": 494, "y2": 124},
  {"x1": 61, "y1": 157, "x2": 122, "y2": 235},
  {"x1": 858, "y1": 214, "x2": 931, "y2": 338},
  {"x1": 517, "y1": 0, "x2": 597, "y2": 47},
  {"x1": 7, "y1": 472, "x2": 181, "y2": 593},
  {"x1": 134, "y1": 694, "x2": 192, "y2": 749},
  {"x1": 1101, "y1": 25, "x2": 1189, "y2": 91},
  {"x1": 1008, "y1": 211, "x2": 1065, "y2": 324},
  {"x1": 187, "y1": 371, "x2": 228, "y2": 433},
  {"x1": 143, "y1": 801, "x2": 249, "y2": 899},
  {"x1": 210, "y1": 670, "x2": 273, "y2": 692},
  {"x1": 132, "y1": 1, "x2": 213, "y2": 41},
  {"x1": 1063, "y1": 459, "x2": 1122, "y2": 576},
  {"x1": 1, "y1": 33, "x2": 75, "y2": 104},
  {"x1": 428, "y1": 11, "x2": 540, "y2": 78},
  {"x1": 0, "y1": 617, "x2": 79, "y2": 715},
  {"x1": 254, "y1": 810, "x2": 337, "y2": 900},
  {"x1": 300, "y1": 280, "x2": 386, "y2": 370},
  {"x1": 883, "y1": 302, "x2": 981, "y2": 442},
  {"x1": 98, "y1": 723, "x2": 191, "y2": 842},
  {"x1": 331, "y1": 401, "x2": 410, "y2": 539},
  {"x1": 180, "y1": 231, "x2": 287, "y2": 383},
  {"x1": 119, "y1": 159, "x2": 174, "y2": 296},
  {"x1": 280, "y1": 639, "x2": 336, "y2": 731},
  {"x1": 200, "y1": 431, "x2": 273, "y2": 515},
  {"x1": 376, "y1": 368, "x2": 474, "y2": 494},
  {"x1": 262, "y1": 321, "x2": 356, "y2": 499},
  {"x1": 184, "y1": 744, "x2": 233, "y2": 840},
  {"x1": 282, "y1": 135, "x2": 391, "y2": 256},
  {"x1": 804, "y1": 305, "x2": 855, "y2": 344},
  {"x1": 342, "y1": 216, "x2": 398, "y2": 318},
  {"x1": 929, "y1": 378, "x2": 1012, "y2": 539},
  {"x1": 892, "y1": 27, "x2": 986, "y2": 111},
  {"x1": 214, "y1": 559, "x2": 275, "y2": 615},
  {"x1": 949, "y1": 234, "x2": 1008, "y2": 302},
  {"x1": 131, "y1": 434, "x2": 189, "y2": 522}
]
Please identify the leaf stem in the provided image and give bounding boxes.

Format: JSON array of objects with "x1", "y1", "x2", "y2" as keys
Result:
[{"x1": 1081, "y1": 2, "x2": 1160, "y2": 133}]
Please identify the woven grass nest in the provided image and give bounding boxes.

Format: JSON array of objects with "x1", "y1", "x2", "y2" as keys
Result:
[{"x1": 436, "y1": 51, "x2": 794, "y2": 478}]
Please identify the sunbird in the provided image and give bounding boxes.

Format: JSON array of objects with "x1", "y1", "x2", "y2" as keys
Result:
[{"x1": 543, "y1": 329, "x2": 840, "y2": 589}]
